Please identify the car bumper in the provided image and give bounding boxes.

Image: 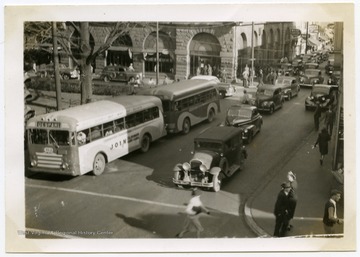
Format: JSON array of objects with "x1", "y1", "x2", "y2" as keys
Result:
[{"x1": 173, "y1": 178, "x2": 214, "y2": 188}]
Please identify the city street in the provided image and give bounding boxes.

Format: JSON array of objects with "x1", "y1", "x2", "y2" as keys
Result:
[{"x1": 25, "y1": 86, "x2": 317, "y2": 239}]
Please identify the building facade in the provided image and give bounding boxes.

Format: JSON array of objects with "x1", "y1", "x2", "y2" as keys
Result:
[{"x1": 85, "y1": 22, "x2": 295, "y2": 81}]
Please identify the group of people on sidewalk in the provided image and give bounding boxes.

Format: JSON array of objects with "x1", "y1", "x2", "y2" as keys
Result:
[{"x1": 273, "y1": 170, "x2": 343, "y2": 237}]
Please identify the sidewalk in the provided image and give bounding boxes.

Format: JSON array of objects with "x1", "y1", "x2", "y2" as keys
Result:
[{"x1": 244, "y1": 127, "x2": 344, "y2": 238}]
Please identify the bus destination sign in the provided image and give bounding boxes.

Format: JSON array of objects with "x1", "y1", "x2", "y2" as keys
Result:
[{"x1": 37, "y1": 121, "x2": 61, "y2": 128}]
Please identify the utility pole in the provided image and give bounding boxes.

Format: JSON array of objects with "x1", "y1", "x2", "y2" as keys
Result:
[
  {"x1": 305, "y1": 22, "x2": 309, "y2": 54},
  {"x1": 250, "y1": 22, "x2": 255, "y2": 86},
  {"x1": 52, "y1": 22, "x2": 62, "y2": 111},
  {"x1": 156, "y1": 22, "x2": 159, "y2": 85}
]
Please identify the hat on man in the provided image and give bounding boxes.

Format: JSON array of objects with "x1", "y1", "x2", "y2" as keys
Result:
[
  {"x1": 192, "y1": 188, "x2": 201, "y2": 196},
  {"x1": 281, "y1": 181, "x2": 291, "y2": 189},
  {"x1": 330, "y1": 189, "x2": 342, "y2": 196}
]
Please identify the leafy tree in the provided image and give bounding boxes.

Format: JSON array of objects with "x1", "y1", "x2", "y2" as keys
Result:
[{"x1": 24, "y1": 22, "x2": 141, "y2": 104}]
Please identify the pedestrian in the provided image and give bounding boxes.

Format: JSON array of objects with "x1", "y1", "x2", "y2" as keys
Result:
[
  {"x1": 242, "y1": 89, "x2": 251, "y2": 105},
  {"x1": 176, "y1": 188, "x2": 210, "y2": 238},
  {"x1": 286, "y1": 171, "x2": 298, "y2": 230},
  {"x1": 323, "y1": 189, "x2": 343, "y2": 235},
  {"x1": 313, "y1": 127, "x2": 331, "y2": 165},
  {"x1": 148, "y1": 77, "x2": 156, "y2": 87},
  {"x1": 266, "y1": 70, "x2": 276, "y2": 85},
  {"x1": 318, "y1": 71, "x2": 324, "y2": 84},
  {"x1": 273, "y1": 181, "x2": 292, "y2": 237},
  {"x1": 128, "y1": 63, "x2": 135, "y2": 71},
  {"x1": 313, "y1": 103, "x2": 322, "y2": 131},
  {"x1": 324, "y1": 106, "x2": 335, "y2": 135},
  {"x1": 127, "y1": 76, "x2": 136, "y2": 95},
  {"x1": 258, "y1": 69, "x2": 264, "y2": 86},
  {"x1": 163, "y1": 75, "x2": 169, "y2": 85}
]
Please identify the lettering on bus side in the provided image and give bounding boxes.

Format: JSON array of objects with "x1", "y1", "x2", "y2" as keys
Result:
[
  {"x1": 110, "y1": 139, "x2": 127, "y2": 150},
  {"x1": 127, "y1": 133, "x2": 140, "y2": 143}
]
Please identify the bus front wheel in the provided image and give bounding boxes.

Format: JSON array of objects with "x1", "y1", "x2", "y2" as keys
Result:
[
  {"x1": 140, "y1": 134, "x2": 151, "y2": 153},
  {"x1": 93, "y1": 153, "x2": 106, "y2": 176},
  {"x1": 182, "y1": 118, "x2": 191, "y2": 134}
]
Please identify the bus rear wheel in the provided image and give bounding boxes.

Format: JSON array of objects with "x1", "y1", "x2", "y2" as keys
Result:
[
  {"x1": 207, "y1": 108, "x2": 215, "y2": 123},
  {"x1": 140, "y1": 134, "x2": 151, "y2": 153},
  {"x1": 182, "y1": 118, "x2": 191, "y2": 134},
  {"x1": 93, "y1": 153, "x2": 106, "y2": 176}
]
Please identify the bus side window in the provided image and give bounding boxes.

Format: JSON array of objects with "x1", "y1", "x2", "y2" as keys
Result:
[
  {"x1": 104, "y1": 121, "x2": 114, "y2": 136},
  {"x1": 77, "y1": 131, "x2": 87, "y2": 145},
  {"x1": 114, "y1": 118, "x2": 125, "y2": 132},
  {"x1": 91, "y1": 126, "x2": 103, "y2": 141}
]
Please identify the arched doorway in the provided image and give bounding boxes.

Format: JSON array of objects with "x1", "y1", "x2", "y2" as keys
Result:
[
  {"x1": 106, "y1": 34, "x2": 133, "y2": 67},
  {"x1": 143, "y1": 31, "x2": 175, "y2": 74},
  {"x1": 189, "y1": 33, "x2": 221, "y2": 77},
  {"x1": 268, "y1": 29, "x2": 275, "y2": 63},
  {"x1": 237, "y1": 32, "x2": 249, "y2": 77}
]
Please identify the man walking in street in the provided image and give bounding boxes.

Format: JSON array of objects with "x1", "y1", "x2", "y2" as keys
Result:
[
  {"x1": 176, "y1": 188, "x2": 210, "y2": 238},
  {"x1": 323, "y1": 189, "x2": 343, "y2": 235},
  {"x1": 273, "y1": 182, "x2": 292, "y2": 237}
]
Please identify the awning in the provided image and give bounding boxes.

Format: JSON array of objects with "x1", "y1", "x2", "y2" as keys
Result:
[{"x1": 308, "y1": 37, "x2": 321, "y2": 47}]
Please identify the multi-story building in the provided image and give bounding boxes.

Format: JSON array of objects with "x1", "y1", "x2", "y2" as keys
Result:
[{"x1": 25, "y1": 22, "x2": 296, "y2": 81}]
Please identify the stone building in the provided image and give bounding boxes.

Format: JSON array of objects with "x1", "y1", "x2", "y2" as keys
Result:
[{"x1": 25, "y1": 22, "x2": 296, "y2": 81}]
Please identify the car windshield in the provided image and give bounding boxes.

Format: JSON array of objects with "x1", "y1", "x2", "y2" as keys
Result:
[
  {"x1": 257, "y1": 89, "x2": 273, "y2": 96},
  {"x1": 304, "y1": 70, "x2": 319, "y2": 76},
  {"x1": 312, "y1": 87, "x2": 330, "y2": 95},
  {"x1": 195, "y1": 141, "x2": 223, "y2": 151},
  {"x1": 227, "y1": 108, "x2": 252, "y2": 119},
  {"x1": 276, "y1": 78, "x2": 291, "y2": 85}
]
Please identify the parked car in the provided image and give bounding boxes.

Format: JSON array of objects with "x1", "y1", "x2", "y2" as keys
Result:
[
  {"x1": 100, "y1": 65, "x2": 143, "y2": 83},
  {"x1": 190, "y1": 75, "x2": 235, "y2": 98},
  {"x1": 255, "y1": 84, "x2": 284, "y2": 114},
  {"x1": 304, "y1": 62, "x2": 319, "y2": 69},
  {"x1": 328, "y1": 70, "x2": 341, "y2": 85},
  {"x1": 298, "y1": 69, "x2": 322, "y2": 87},
  {"x1": 36, "y1": 63, "x2": 79, "y2": 80},
  {"x1": 222, "y1": 104, "x2": 263, "y2": 143},
  {"x1": 305, "y1": 84, "x2": 337, "y2": 111},
  {"x1": 172, "y1": 126, "x2": 247, "y2": 192},
  {"x1": 275, "y1": 76, "x2": 300, "y2": 100}
]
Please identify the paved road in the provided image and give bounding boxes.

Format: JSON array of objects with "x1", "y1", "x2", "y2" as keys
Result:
[{"x1": 25, "y1": 86, "x2": 315, "y2": 239}]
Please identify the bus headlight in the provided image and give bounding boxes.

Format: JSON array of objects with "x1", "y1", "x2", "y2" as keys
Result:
[
  {"x1": 30, "y1": 160, "x2": 37, "y2": 167},
  {"x1": 61, "y1": 163, "x2": 68, "y2": 170}
]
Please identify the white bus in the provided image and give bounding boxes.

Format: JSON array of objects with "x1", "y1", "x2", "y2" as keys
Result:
[
  {"x1": 26, "y1": 95, "x2": 166, "y2": 176},
  {"x1": 138, "y1": 79, "x2": 220, "y2": 134}
]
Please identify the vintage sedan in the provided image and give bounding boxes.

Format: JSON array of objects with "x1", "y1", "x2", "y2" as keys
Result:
[
  {"x1": 190, "y1": 75, "x2": 235, "y2": 98},
  {"x1": 305, "y1": 84, "x2": 336, "y2": 111},
  {"x1": 173, "y1": 126, "x2": 247, "y2": 192},
  {"x1": 37, "y1": 63, "x2": 79, "y2": 80},
  {"x1": 222, "y1": 104, "x2": 262, "y2": 143},
  {"x1": 275, "y1": 76, "x2": 300, "y2": 100},
  {"x1": 100, "y1": 65, "x2": 143, "y2": 82},
  {"x1": 328, "y1": 70, "x2": 341, "y2": 86},
  {"x1": 255, "y1": 84, "x2": 284, "y2": 114},
  {"x1": 299, "y1": 69, "x2": 322, "y2": 87}
]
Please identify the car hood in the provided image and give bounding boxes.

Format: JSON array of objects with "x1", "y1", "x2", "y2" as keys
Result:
[
  {"x1": 226, "y1": 116, "x2": 251, "y2": 126},
  {"x1": 256, "y1": 95, "x2": 272, "y2": 101},
  {"x1": 301, "y1": 74, "x2": 318, "y2": 79},
  {"x1": 191, "y1": 151, "x2": 218, "y2": 170}
]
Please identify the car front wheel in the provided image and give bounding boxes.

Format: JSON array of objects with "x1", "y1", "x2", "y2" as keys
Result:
[{"x1": 212, "y1": 174, "x2": 221, "y2": 192}]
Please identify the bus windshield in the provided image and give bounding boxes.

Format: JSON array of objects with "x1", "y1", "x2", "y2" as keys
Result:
[{"x1": 29, "y1": 129, "x2": 71, "y2": 146}]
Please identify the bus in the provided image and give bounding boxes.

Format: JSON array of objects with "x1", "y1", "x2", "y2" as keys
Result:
[
  {"x1": 138, "y1": 79, "x2": 220, "y2": 134},
  {"x1": 26, "y1": 95, "x2": 166, "y2": 176}
]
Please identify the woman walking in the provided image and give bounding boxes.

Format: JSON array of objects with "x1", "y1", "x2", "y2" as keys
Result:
[{"x1": 313, "y1": 127, "x2": 331, "y2": 165}]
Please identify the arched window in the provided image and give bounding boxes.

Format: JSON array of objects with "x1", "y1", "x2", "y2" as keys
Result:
[
  {"x1": 143, "y1": 31, "x2": 174, "y2": 73},
  {"x1": 189, "y1": 33, "x2": 221, "y2": 76},
  {"x1": 106, "y1": 34, "x2": 133, "y2": 67}
]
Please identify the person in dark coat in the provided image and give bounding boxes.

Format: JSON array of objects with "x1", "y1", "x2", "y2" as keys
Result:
[
  {"x1": 287, "y1": 171, "x2": 298, "y2": 230},
  {"x1": 313, "y1": 127, "x2": 331, "y2": 165},
  {"x1": 273, "y1": 182, "x2": 292, "y2": 237}
]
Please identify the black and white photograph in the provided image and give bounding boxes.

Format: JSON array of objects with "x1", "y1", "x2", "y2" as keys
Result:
[{"x1": 2, "y1": 1, "x2": 358, "y2": 256}]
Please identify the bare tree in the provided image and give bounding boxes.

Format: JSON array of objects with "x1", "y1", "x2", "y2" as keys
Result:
[{"x1": 24, "y1": 22, "x2": 142, "y2": 104}]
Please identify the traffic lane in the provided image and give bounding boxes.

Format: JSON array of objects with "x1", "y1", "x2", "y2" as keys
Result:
[{"x1": 220, "y1": 88, "x2": 315, "y2": 197}]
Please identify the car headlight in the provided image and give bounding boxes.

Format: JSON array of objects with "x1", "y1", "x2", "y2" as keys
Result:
[
  {"x1": 321, "y1": 97, "x2": 325, "y2": 101},
  {"x1": 199, "y1": 164, "x2": 207, "y2": 173},
  {"x1": 182, "y1": 162, "x2": 190, "y2": 171},
  {"x1": 244, "y1": 129, "x2": 248, "y2": 133},
  {"x1": 310, "y1": 96, "x2": 314, "y2": 100},
  {"x1": 300, "y1": 78, "x2": 304, "y2": 82}
]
